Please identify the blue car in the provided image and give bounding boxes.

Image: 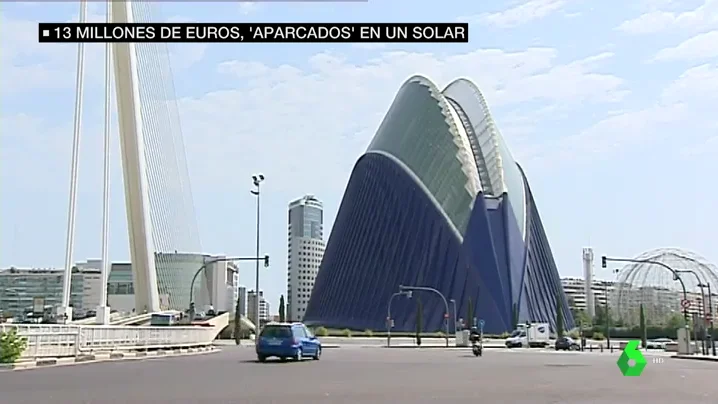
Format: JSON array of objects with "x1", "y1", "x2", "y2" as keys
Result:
[{"x1": 256, "y1": 322, "x2": 322, "y2": 362}]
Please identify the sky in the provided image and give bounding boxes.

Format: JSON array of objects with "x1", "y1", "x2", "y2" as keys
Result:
[{"x1": 1, "y1": 0, "x2": 717, "y2": 313}]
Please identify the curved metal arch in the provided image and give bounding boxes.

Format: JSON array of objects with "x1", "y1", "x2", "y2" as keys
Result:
[
  {"x1": 367, "y1": 75, "x2": 482, "y2": 234},
  {"x1": 442, "y1": 78, "x2": 527, "y2": 239},
  {"x1": 366, "y1": 150, "x2": 463, "y2": 241}
]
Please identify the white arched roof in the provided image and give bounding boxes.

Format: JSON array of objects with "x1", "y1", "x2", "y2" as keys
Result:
[{"x1": 366, "y1": 75, "x2": 527, "y2": 239}]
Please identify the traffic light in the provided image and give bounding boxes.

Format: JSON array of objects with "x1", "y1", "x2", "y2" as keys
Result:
[
  {"x1": 601, "y1": 256, "x2": 607, "y2": 268},
  {"x1": 264, "y1": 255, "x2": 270, "y2": 268}
]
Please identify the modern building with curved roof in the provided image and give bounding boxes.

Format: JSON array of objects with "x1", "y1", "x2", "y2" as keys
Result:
[{"x1": 303, "y1": 76, "x2": 574, "y2": 334}]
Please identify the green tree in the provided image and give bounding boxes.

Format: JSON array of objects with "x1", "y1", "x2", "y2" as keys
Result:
[
  {"x1": 573, "y1": 309, "x2": 591, "y2": 327},
  {"x1": 594, "y1": 304, "x2": 612, "y2": 327},
  {"x1": 467, "y1": 297, "x2": 474, "y2": 328},
  {"x1": 555, "y1": 291, "x2": 565, "y2": 338},
  {"x1": 639, "y1": 304, "x2": 647, "y2": 349},
  {"x1": 233, "y1": 295, "x2": 242, "y2": 345},
  {"x1": 415, "y1": 298, "x2": 423, "y2": 346},
  {"x1": 666, "y1": 312, "x2": 684, "y2": 329},
  {"x1": 278, "y1": 295, "x2": 286, "y2": 323},
  {"x1": 0, "y1": 328, "x2": 27, "y2": 364}
]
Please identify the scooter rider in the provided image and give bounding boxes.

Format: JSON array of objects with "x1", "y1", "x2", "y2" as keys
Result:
[
  {"x1": 469, "y1": 326, "x2": 481, "y2": 343},
  {"x1": 469, "y1": 325, "x2": 483, "y2": 356}
]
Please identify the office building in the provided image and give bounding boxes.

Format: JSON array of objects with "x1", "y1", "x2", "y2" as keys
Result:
[
  {"x1": 303, "y1": 76, "x2": 573, "y2": 334},
  {"x1": 0, "y1": 253, "x2": 239, "y2": 318},
  {"x1": 287, "y1": 194, "x2": 325, "y2": 322},
  {"x1": 562, "y1": 277, "x2": 617, "y2": 312},
  {"x1": 0, "y1": 267, "x2": 98, "y2": 318},
  {"x1": 561, "y1": 276, "x2": 716, "y2": 325},
  {"x1": 248, "y1": 290, "x2": 270, "y2": 323}
]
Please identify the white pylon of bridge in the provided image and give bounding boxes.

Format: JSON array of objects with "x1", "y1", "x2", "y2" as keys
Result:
[{"x1": 59, "y1": 0, "x2": 161, "y2": 324}]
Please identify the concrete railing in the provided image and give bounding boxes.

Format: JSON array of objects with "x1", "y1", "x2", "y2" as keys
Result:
[{"x1": 0, "y1": 320, "x2": 225, "y2": 360}]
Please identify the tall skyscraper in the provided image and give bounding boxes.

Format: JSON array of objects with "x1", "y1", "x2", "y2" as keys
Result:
[
  {"x1": 247, "y1": 290, "x2": 270, "y2": 324},
  {"x1": 287, "y1": 195, "x2": 325, "y2": 322}
]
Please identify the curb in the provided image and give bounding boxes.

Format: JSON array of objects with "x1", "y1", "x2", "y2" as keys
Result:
[
  {"x1": 0, "y1": 346, "x2": 218, "y2": 372},
  {"x1": 673, "y1": 355, "x2": 718, "y2": 362},
  {"x1": 380, "y1": 345, "x2": 507, "y2": 349}
]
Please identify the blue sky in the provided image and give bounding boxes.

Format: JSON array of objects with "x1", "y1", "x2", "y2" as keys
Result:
[{"x1": 2, "y1": 0, "x2": 717, "y2": 312}]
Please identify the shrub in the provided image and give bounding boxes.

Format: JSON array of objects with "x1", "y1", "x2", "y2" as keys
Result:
[
  {"x1": 568, "y1": 329, "x2": 580, "y2": 339},
  {"x1": 0, "y1": 328, "x2": 27, "y2": 364},
  {"x1": 436, "y1": 331, "x2": 445, "y2": 338},
  {"x1": 499, "y1": 332, "x2": 511, "y2": 339},
  {"x1": 363, "y1": 329, "x2": 373, "y2": 337},
  {"x1": 341, "y1": 328, "x2": 352, "y2": 338},
  {"x1": 314, "y1": 326, "x2": 329, "y2": 337},
  {"x1": 592, "y1": 331, "x2": 605, "y2": 341}
]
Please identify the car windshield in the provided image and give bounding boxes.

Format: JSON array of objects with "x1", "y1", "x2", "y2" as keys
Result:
[
  {"x1": 260, "y1": 325, "x2": 292, "y2": 338},
  {"x1": 510, "y1": 330, "x2": 523, "y2": 337}
]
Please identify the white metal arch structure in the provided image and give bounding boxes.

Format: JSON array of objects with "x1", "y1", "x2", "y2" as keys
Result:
[{"x1": 111, "y1": 1, "x2": 161, "y2": 312}]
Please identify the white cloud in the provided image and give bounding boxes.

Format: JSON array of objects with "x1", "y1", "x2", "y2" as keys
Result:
[
  {"x1": 238, "y1": 2, "x2": 260, "y2": 15},
  {"x1": 555, "y1": 103, "x2": 689, "y2": 159},
  {"x1": 551, "y1": 62, "x2": 717, "y2": 161},
  {"x1": 662, "y1": 63, "x2": 718, "y2": 102},
  {"x1": 179, "y1": 48, "x2": 625, "y2": 201},
  {"x1": 653, "y1": 30, "x2": 718, "y2": 61},
  {"x1": 461, "y1": 0, "x2": 570, "y2": 28},
  {"x1": 0, "y1": 12, "x2": 204, "y2": 96},
  {"x1": 681, "y1": 135, "x2": 718, "y2": 156},
  {"x1": 351, "y1": 43, "x2": 389, "y2": 50},
  {"x1": 617, "y1": 0, "x2": 718, "y2": 34}
]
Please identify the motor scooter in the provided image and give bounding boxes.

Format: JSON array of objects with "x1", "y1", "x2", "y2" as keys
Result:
[{"x1": 470, "y1": 328, "x2": 482, "y2": 357}]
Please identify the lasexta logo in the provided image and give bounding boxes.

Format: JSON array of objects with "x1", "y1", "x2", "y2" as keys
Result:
[{"x1": 617, "y1": 340, "x2": 647, "y2": 376}]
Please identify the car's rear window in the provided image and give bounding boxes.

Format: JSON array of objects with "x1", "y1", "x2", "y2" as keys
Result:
[{"x1": 261, "y1": 325, "x2": 292, "y2": 338}]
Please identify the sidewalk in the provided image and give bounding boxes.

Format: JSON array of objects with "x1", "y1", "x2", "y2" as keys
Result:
[{"x1": 673, "y1": 354, "x2": 718, "y2": 362}]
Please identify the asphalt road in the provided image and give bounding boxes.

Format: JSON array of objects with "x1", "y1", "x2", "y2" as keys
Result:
[{"x1": 1, "y1": 346, "x2": 716, "y2": 403}]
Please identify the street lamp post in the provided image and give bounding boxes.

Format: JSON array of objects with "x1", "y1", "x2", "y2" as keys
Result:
[
  {"x1": 188, "y1": 255, "x2": 269, "y2": 322},
  {"x1": 605, "y1": 269, "x2": 619, "y2": 350},
  {"x1": 677, "y1": 270, "x2": 709, "y2": 355},
  {"x1": 450, "y1": 299, "x2": 457, "y2": 334},
  {"x1": 707, "y1": 283, "x2": 716, "y2": 356},
  {"x1": 603, "y1": 256, "x2": 690, "y2": 324},
  {"x1": 251, "y1": 174, "x2": 264, "y2": 329},
  {"x1": 398, "y1": 285, "x2": 450, "y2": 347},
  {"x1": 386, "y1": 290, "x2": 412, "y2": 347}
]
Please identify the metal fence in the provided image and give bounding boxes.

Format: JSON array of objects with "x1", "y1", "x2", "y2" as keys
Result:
[{"x1": 0, "y1": 323, "x2": 218, "y2": 359}]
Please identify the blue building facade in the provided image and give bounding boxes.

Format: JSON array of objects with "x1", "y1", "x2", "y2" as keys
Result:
[{"x1": 303, "y1": 76, "x2": 574, "y2": 334}]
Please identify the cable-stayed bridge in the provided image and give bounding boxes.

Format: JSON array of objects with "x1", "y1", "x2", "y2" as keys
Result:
[
  {"x1": 0, "y1": 1, "x2": 239, "y2": 362},
  {"x1": 56, "y1": 0, "x2": 205, "y2": 323}
]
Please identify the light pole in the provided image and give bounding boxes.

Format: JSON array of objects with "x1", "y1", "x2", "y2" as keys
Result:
[
  {"x1": 677, "y1": 269, "x2": 709, "y2": 355},
  {"x1": 450, "y1": 299, "x2": 457, "y2": 333},
  {"x1": 605, "y1": 269, "x2": 619, "y2": 350},
  {"x1": 251, "y1": 174, "x2": 264, "y2": 329},
  {"x1": 398, "y1": 285, "x2": 450, "y2": 347},
  {"x1": 188, "y1": 255, "x2": 269, "y2": 322},
  {"x1": 603, "y1": 256, "x2": 690, "y2": 325},
  {"x1": 386, "y1": 290, "x2": 412, "y2": 347},
  {"x1": 707, "y1": 283, "x2": 716, "y2": 356}
]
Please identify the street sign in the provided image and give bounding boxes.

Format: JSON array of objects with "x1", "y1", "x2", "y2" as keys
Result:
[{"x1": 681, "y1": 299, "x2": 691, "y2": 309}]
